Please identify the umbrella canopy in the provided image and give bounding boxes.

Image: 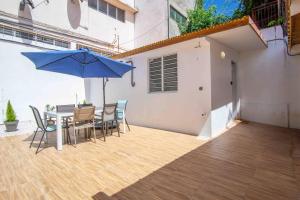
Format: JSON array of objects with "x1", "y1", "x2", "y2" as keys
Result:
[{"x1": 22, "y1": 48, "x2": 133, "y2": 105}]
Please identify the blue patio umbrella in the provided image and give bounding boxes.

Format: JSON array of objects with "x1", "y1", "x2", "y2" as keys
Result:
[{"x1": 21, "y1": 48, "x2": 133, "y2": 105}]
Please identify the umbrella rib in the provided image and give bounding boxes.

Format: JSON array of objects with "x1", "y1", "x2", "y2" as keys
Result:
[
  {"x1": 90, "y1": 54, "x2": 123, "y2": 77},
  {"x1": 69, "y1": 56, "x2": 98, "y2": 65},
  {"x1": 37, "y1": 53, "x2": 78, "y2": 69}
]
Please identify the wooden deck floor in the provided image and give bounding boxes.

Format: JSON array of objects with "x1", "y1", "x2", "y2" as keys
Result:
[{"x1": 0, "y1": 122, "x2": 300, "y2": 199}]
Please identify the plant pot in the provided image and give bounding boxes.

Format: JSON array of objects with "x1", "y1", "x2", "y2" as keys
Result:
[{"x1": 4, "y1": 120, "x2": 19, "y2": 132}]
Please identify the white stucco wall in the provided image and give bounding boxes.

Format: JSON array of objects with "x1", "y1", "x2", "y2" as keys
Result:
[
  {"x1": 238, "y1": 26, "x2": 300, "y2": 128},
  {"x1": 134, "y1": 0, "x2": 195, "y2": 48},
  {"x1": 209, "y1": 38, "x2": 239, "y2": 137},
  {"x1": 88, "y1": 38, "x2": 212, "y2": 136},
  {"x1": 0, "y1": 41, "x2": 85, "y2": 122},
  {"x1": 1, "y1": 0, "x2": 135, "y2": 49},
  {"x1": 134, "y1": 0, "x2": 169, "y2": 48}
]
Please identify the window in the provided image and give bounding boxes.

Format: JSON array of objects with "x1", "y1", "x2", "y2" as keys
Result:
[
  {"x1": 170, "y1": 6, "x2": 186, "y2": 24},
  {"x1": 149, "y1": 54, "x2": 178, "y2": 93},
  {"x1": 55, "y1": 40, "x2": 70, "y2": 48},
  {"x1": 15, "y1": 31, "x2": 34, "y2": 40},
  {"x1": 88, "y1": 0, "x2": 97, "y2": 10},
  {"x1": 37, "y1": 35, "x2": 54, "y2": 45},
  {"x1": 88, "y1": 0, "x2": 125, "y2": 22},
  {"x1": 108, "y1": 4, "x2": 117, "y2": 18},
  {"x1": 98, "y1": 0, "x2": 107, "y2": 14},
  {"x1": 0, "y1": 26, "x2": 13, "y2": 36},
  {"x1": 0, "y1": 26, "x2": 70, "y2": 49},
  {"x1": 117, "y1": 8, "x2": 125, "y2": 22}
]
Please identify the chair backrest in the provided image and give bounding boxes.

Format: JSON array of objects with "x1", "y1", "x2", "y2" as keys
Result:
[
  {"x1": 56, "y1": 104, "x2": 75, "y2": 113},
  {"x1": 117, "y1": 100, "x2": 128, "y2": 119},
  {"x1": 102, "y1": 104, "x2": 117, "y2": 122},
  {"x1": 78, "y1": 103, "x2": 93, "y2": 109},
  {"x1": 117, "y1": 100, "x2": 128, "y2": 111},
  {"x1": 29, "y1": 105, "x2": 46, "y2": 131},
  {"x1": 73, "y1": 106, "x2": 95, "y2": 123}
]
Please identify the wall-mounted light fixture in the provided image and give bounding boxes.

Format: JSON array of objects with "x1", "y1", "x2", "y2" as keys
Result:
[
  {"x1": 194, "y1": 41, "x2": 201, "y2": 48},
  {"x1": 220, "y1": 51, "x2": 226, "y2": 59}
]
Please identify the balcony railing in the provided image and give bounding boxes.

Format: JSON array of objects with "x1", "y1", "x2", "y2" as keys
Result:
[{"x1": 252, "y1": 1, "x2": 279, "y2": 29}]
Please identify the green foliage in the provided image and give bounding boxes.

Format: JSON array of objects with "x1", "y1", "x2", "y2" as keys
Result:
[
  {"x1": 232, "y1": 0, "x2": 254, "y2": 20},
  {"x1": 45, "y1": 104, "x2": 55, "y2": 111},
  {"x1": 180, "y1": 5, "x2": 230, "y2": 34},
  {"x1": 195, "y1": 0, "x2": 204, "y2": 9},
  {"x1": 267, "y1": 17, "x2": 285, "y2": 27},
  {"x1": 5, "y1": 100, "x2": 16, "y2": 122}
]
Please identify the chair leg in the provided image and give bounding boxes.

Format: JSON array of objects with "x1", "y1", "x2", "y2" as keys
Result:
[
  {"x1": 110, "y1": 121, "x2": 113, "y2": 135},
  {"x1": 36, "y1": 131, "x2": 45, "y2": 154},
  {"x1": 30, "y1": 128, "x2": 39, "y2": 148},
  {"x1": 68, "y1": 130, "x2": 71, "y2": 144},
  {"x1": 63, "y1": 128, "x2": 66, "y2": 144},
  {"x1": 93, "y1": 125, "x2": 96, "y2": 143},
  {"x1": 73, "y1": 128, "x2": 77, "y2": 145},
  {"x1": 45, "y1": 132, "x2": 48, "y2": 144},
  {"x1": 89, "y1": 128, "x2": 92, "y2": 139},
  {"x1": 102, "y1": 122, "x2": 106, "y2": 142},
  {"x1": 116, "y1": 120, "x2": 120, "y2": 137},
  {"x1": 105, "y1": 122, "x2": 108, "y2": 136},
  {"x1": 66, "y1": 127, "x2": 70, "y2": 144},
  {"x1": 125, "y1": 118, "x2": 130, "y2": 131}
]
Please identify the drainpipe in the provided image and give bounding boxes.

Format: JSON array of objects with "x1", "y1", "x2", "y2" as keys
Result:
[{"x1": 167, "y1": 0, "x2": 170, "y2": 39}]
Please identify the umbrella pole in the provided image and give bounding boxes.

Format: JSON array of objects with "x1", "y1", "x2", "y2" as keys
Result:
[{"x1": 102, "y1": 77, "x2": 106, "y2": 107}]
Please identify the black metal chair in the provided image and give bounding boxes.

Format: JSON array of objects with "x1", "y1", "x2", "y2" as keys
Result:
[
  {"x1": 97, "y1": 104, "x2": 120, "y2": 141},
  {"x1": 29, "y1": 105, "x2": 56, "y2": 154},
  {"x1": 56, "y1": 104, "x2": 75, "y2": 144}
]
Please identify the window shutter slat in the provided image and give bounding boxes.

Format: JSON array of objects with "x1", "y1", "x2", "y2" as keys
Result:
[
  {"x1": 149, "y1": 58, "x2": 162, "y2": 92},
  {"x1": 163, "y1": 54, "x2": 177, "y2": 92}
]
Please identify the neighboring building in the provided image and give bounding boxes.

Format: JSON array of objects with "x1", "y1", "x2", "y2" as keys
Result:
[
  {"x1": 134, "y1": 0, "x2": 195, "y2": 48},
  {"x1": 0, "y1": 0, "x2": 137, "y2": 54}
]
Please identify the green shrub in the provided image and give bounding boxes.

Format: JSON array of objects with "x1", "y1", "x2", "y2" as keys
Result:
[
  {"x1": 267, "y1": 17, "x2": 285, "y2": 27},
  {"x1": 179, "y1": 5, "x2": 230, "y2": 34},
  {"x1": 5, "y1": 100, "x2": 17, "y2": 122}
]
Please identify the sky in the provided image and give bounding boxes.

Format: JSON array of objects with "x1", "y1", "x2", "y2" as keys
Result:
[{"x1": 204, "y1": 0, "x2": 241, "y2": 16}]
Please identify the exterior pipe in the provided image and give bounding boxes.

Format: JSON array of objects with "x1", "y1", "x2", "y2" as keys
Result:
[
  {"x1": 126, "y1": 60, "x2": 135, "y2": 87},
  {"x1": 167, "y1": 0, "x2": 170, "y2": 39}
]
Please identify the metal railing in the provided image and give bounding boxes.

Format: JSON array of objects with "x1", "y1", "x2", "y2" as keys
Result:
[{"x1": 252, "y1": 1, "x2": 279, "y2": 29}]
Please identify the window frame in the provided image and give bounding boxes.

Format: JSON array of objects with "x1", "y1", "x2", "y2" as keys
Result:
[
  {"x1": 170, "y1": 6, "x2": 186, "y2": 24},
  {"x1": 88, "y1": 0, "x2": 98, "y2": 10},
  {"x1": 148, "y1": 53, "x2": 178, "y2": 94},
  {"x1": 117, "y1": 8, "x2": 125, "y2": 22},
  {"x1": 98, "y1": 0, "x2": 108, "y2": 14},
  {"x1": 88, "y1": 0, "x2": 125, "y2": 23},
  {"x1": 108, "y1": 4, "x2": 117, "y2": 19}
]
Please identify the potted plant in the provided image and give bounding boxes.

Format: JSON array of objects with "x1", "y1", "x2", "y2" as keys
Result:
[{"x1": 4, "y1": 100, "x2": 18, "y2": 132}]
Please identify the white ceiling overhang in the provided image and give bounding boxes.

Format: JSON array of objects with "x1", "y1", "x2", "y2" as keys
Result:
[{"x1": 208, "y1": 24, "x2": 267, "y2": 52}]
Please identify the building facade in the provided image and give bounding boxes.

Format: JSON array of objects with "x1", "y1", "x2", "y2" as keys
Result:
[
  {"x1": 134, "y1": 0, "x2": 195, "y2": 48},
  {"x1": 0, "y1": 0, "x2": 195, "y2": 123}
]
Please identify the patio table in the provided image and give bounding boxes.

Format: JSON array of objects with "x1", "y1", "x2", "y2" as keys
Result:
[{"x1": 44, "y1": 108, "x2": 126, "y2": 151}]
